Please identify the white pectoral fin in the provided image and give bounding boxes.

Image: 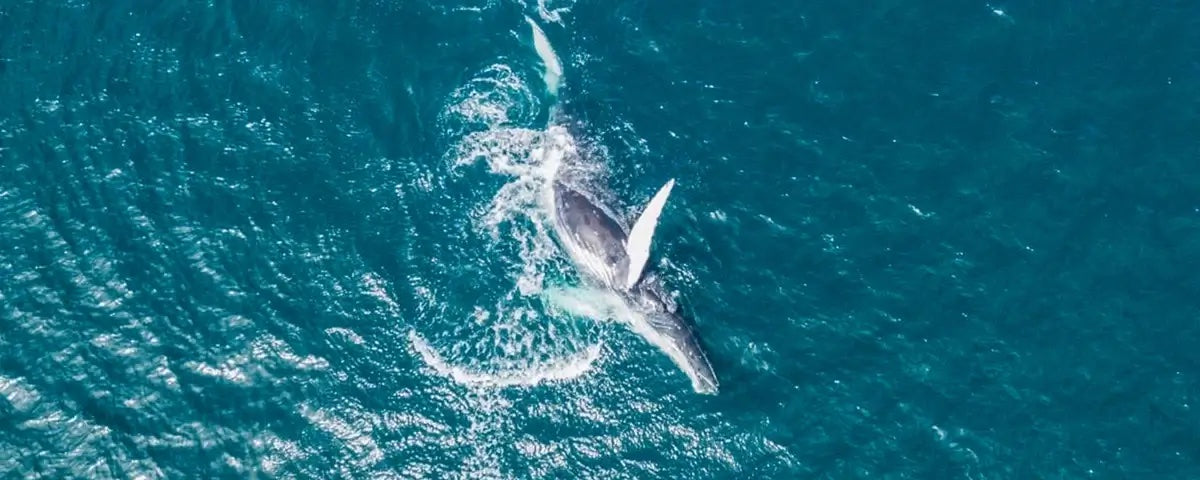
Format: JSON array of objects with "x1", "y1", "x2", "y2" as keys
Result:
[
  {"x1": 624, "y1": 179, "x2": 675, "y2": 289},
  {"x1": 525, "y1": 16, "x2": 562, "y2": 95}
]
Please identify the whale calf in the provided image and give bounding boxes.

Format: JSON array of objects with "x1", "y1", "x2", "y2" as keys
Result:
[{"x1": 550, "y1": 179, "x2": 719, "y2": 394}]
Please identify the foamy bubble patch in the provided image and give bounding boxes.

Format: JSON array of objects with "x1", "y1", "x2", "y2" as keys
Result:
[
  {"x1": 450, "y1": 125, "x2": 579, "y2": 298},
  {"x1": 439, "y1": 64, "x2": 539, "y2": 138},
  {"x1": 409, "y1": 330, "x2": 602, "y2": 388},
  {"x1": 541, "y1": 285, "x2": 632, "y2": 323}
]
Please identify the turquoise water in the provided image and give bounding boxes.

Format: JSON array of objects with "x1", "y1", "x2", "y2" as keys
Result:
[{"x1": 2, "y1": 1, "x2": 1199, "y2": 478}]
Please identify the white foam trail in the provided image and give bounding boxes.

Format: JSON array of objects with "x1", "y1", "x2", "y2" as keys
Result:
[
  {"x1": 409, "y1": 331, "x2": 602, "y2": 388},
  {"x1": 525, "y1": 16, "x2": 562, "y2": 96},
  {"x1": 451, "y1": 125, "x2": 570, "y2": 297}
]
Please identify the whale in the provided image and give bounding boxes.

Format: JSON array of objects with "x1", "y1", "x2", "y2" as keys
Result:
[
  {"x1": 550, "y1": 178, "x2": 719, "y2": 394},
  {"x1": 524, "y1": 16, "x2": 718, "y2": 393}
]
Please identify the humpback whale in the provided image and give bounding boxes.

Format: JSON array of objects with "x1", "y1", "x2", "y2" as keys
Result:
[
  {"x1": 524, "y1": 16, "x2": 717, "y2": 393},
  {"x1": 550, "y1": 179, "x2": 719, "y2": 394}
]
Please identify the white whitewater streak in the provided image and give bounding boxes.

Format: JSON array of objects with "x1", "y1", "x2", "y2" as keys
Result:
[
  {"x1": 408, "y1": 330, "x2": 602, "y2": 388},
  {"x1": 534, "y1": 0, "x2": 574, "y2": 23},
  {"x1": 624, "y1": 179, "x2": 675, "y2": 289},
  {"x1": 525, "y1": 16, "x2": 562, "y2": 96}
]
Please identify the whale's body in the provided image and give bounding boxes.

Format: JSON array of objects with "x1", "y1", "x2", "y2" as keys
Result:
[
  {"x1": 525, "y1": 15, "x2": 717, "y2": 393},
  {"x1": 550, "y1": 180, "x2": 718, "y2": 394}
]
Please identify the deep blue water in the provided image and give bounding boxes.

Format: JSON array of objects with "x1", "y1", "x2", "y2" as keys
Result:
[{"x1": 2, "y1": 1, "x2": 1199, "y2": 478}]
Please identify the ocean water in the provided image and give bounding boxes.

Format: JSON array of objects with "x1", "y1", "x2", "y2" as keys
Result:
[{"x1": 2, "y1": 1, "x2": 1199, "y2": 478}]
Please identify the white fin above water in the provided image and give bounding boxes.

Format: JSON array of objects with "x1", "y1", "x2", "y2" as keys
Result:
[
  {"x1": 525, "y1": 16, "x2": 562, "y2": 96},
  {"x1": 624, "y1": 179, "x2": 675, "y2": 290}
]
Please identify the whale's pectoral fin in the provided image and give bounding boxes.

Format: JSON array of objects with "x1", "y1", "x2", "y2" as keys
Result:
[
  {"x1": 624, "y1": 179, "x2": 675, "y2": 289},
  {"x1": 525, "y1": 16, "x2": 562, "y2": 96}
]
